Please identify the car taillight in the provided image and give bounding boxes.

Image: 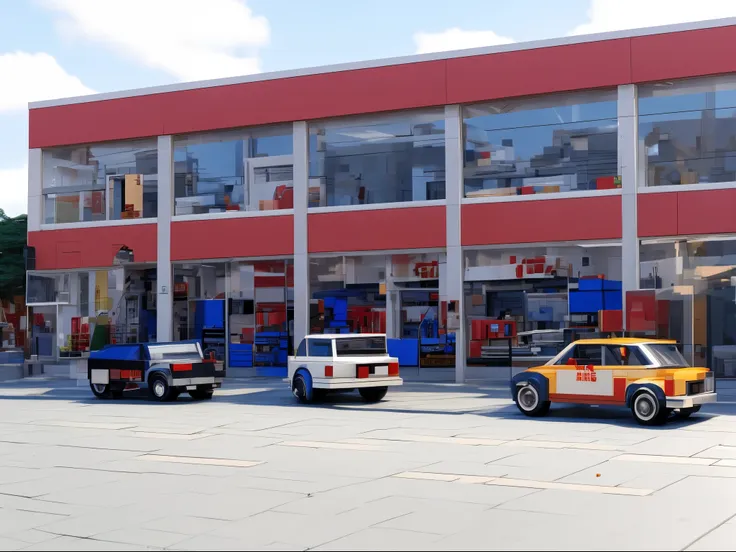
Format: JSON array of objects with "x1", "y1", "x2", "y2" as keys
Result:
[
  {"x1": 388, "y1": 362, "x2": 399, "y2": 376},
  {"x1": 357, "y1": 366, "x2": 369, "y2": 379},
  {"x1": 325, "y1": 365, "x2": 333, "y2": 377}
]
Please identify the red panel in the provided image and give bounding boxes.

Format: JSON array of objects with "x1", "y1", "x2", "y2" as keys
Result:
[
  {"x1": 638, "y1": 192, "x2": 678, "y2": 237},
  {"x1": 30, "y1": 62, "x2": 447, "y2": 148},
  {"x1": 631, "y1": 26, "x2": 736, "y2": 83},
  {"x1": 549, "y1": 393, "x2": 625, "y2": 406},
  {"x1": 29, "y1": 94, "x2": 165, "y2": 147},
  {"x1": 447, "y1": 39, "x2": 631, "y2": 104},
  {"x1": 308, "y1": 206, "x2": 445, "y2": 253},
  {"x1": 28, "y1": 224, "x2": 157, "y2": 270},
  {"x1": 664, "y1": 379, "x2": 675, "y2": 396},
  {"x1": 171, "y1": 215, "x2": 293, "y2": 261},
  {"x1": 462, "y1": 196, "x2": 621, "y2": 246},
  {"x1": 613, "y1": 377, "x2": 627, "y2": 403},
  {"x1": 677, "y1": 189, "x2": 736, "y2": 236}
]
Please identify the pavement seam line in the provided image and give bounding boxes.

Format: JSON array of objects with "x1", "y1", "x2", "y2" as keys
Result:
[{"x1": 680, "y1": 509, "x2": 736, "y2": 551}]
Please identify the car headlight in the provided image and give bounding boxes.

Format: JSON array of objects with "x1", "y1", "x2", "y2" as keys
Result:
[{"x1": 705, "y1": 372, "x2": 715, "y2": 393}]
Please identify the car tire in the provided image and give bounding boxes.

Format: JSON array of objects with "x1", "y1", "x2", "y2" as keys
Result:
[
  {"x1": 515, "y1": 383, "x2": 551, "y2": 417},
  {"x1": 148, "y1": 374, "x2": 174, "y2": 402},
  {"x1": 90, "y1": 382, "x2": 112, "y2": 399},
  {"x1": 189, "y1": 386, "x2": 214, "y2": 401},
  {"x1": 677, "y1": 405, "x2": 701, "y2": 419},
  {"x1": 359, "y1": 386, "x2": 388, "y2": 403},
  {"x1": 631, "y1": 390, "x2": 669, "y2": 425},
  {"x1": 292, "y1": 372, "x2": 312, "y2": 404}
]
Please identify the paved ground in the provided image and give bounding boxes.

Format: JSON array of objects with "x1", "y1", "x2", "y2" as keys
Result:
[{"x1": 1, "y1": 379, "x2": 736, "y2": 551}]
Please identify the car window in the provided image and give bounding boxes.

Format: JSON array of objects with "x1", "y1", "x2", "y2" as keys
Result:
[
  {"x1": 645, "y1": 344, "x2": 690, "y2": 368},
  {"x1": 296, "y1": 339, "x2": 307, "y2": 357},
  {"x1": 308, "y1": 339, "x2": 333, "y2": 357},
  {"x1": 604, "y1": 345, "x2": 650, "y2": 366},
  {"x1": 571, "y1": 345, "x2": 602, "y2": 365}
]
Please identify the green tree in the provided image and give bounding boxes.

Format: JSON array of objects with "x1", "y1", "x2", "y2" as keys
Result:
[{"x1": 0, "y1": 209, "x2": 27, "y2": 301}]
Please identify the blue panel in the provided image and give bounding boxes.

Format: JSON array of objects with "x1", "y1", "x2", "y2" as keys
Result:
[
  {"x1": 388, "y1": 338, "x2": 419, "y2": 367},
  {"x1": 603, "y1": 279, "x2": 622, "y2": 291},
  {"x1": 603, "y1": 291, "x2": 623, "y2": 310},
  {"x1": 578, "y1": 279, "x2": 603, "y2": 291},
  {"x1": 90, "y1": 344, "x2": 141, "y2": 361},
  {"x1": 569, "y1": 291, "x2": 603, "y2": 313},
  {"x1": 256, "y1": 367, "x2": 287, "y2": 377}
]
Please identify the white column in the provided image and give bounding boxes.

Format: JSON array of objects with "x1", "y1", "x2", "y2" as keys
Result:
[
  {"x1": 445, "y1": 105, "x2": 465, "y2": 383},
  {"x1": 618, "y1": 84, "x2": 639, "y2": 330},
  {"x1": 156, "y1": 135, "x2": 174, "y2": 343},
  {"x1": 27, "y1": 149, "x2": 43, "y2": 231},
  {"x1": 293, "y1": 121, "x2": 310, "y2": 350}
]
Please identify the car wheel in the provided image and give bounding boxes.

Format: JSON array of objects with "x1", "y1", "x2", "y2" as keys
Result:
[
  {"x1": 292, "y1": 372, "x2": 311, "y2": 404},
  {"x1": 359, "y1": 386, "x2": 388, "y2": 403},
  {"x1": 148, "y1": 374, "x2": 174, "y2": 402},
  {"x1": 677, "y1": 405, "x2": 701, "y2": 419},
  {"x1": 515, "y1": 383, "x2": 551, "y2": 417},
  {"x1": 189, "y1": 386, "x2": 214, "y2": 401},
  {"x1": 631, "y1": 391, "x2": 668, "y2": 425},
  {"x1": 90, "y1": 382, "x2": 112, "y2": 399}
]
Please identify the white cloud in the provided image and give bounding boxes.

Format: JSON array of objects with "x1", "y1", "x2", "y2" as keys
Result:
[
  {"x1": 570, "y1": 0, "x2": 736, "y2": 35},
  {"x1": 413, "y1": 28, "x2": 514, "y2": 55},
  {"x1": 0, "y1": 165, "x2": 28, "y2": 217},
  {"x1": 0, "y1": 52, "x2": 94, "y2": 112},
  {"x1": 43, "y1": 0, "x2": 270, "y2": 81}
]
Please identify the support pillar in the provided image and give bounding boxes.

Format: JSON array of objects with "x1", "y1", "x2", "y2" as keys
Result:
[
  {"x1": 156, "y1": 135, "x2": 174, "y2": 343},
  {"x1": 445, "y1": 105, "x2": 465, "y2": 383},
  {"x1": 293, "y1": 121, "x2": 310, "y2": 351},
  {"x1": 618, "y1": 84, "x2": 640, "y2": 330}
]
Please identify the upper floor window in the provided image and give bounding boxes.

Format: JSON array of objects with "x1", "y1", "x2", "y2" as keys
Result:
[
  {"x1": 639, "y1": 75, "x2": 736, "y2": 187},
  {"x1": 173, "y1": 126, "x2": 293, "y2": 216},
  {"x1": 309, "y1": 110, "x2": 446, "y2": 208},
  {"x1": 463, "y1": 91, "x2": 619, "y2": 199},
  {"x1": 42, "y1": 140, "x2": 158, "y2": 224}
]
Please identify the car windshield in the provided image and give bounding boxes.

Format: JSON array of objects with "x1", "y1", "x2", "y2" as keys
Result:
[
  {"x1": 645, "y1": 344, "x2": 690, "y2": 368},
  {"x1": 334, "y1": 337, "x2": 387, "y2": 356}
]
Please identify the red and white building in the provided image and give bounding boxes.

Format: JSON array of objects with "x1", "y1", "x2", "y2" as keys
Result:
[{"x1": 25, "y1": 18, "x2": 736, "y2": 380}]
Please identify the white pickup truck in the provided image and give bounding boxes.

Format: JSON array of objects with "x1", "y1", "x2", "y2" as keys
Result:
[{"x1": 288, "y1": 333, "x2": 403, "y2": 403}]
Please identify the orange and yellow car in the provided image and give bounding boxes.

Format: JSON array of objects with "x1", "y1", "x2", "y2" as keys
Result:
[{"x1": 511, "y1": 338, "x2": 716, "y2": 425}]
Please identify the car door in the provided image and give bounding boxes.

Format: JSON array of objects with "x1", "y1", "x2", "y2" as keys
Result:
[
  {"x1": 604, "y1": 344, "x2": 652, "y2": 400},
  {"x1": 554, "y1": 344, "x2": 614, "y2": 399}
]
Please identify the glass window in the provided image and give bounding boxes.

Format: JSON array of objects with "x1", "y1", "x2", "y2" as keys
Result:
[
  {"x1": 42, "y1": 140, "x2": 158, "y2": 224},
  {"x1": 334, "y1": 336, "x2": 387, "y2": 356},
  {"x1": 309, "y1": 110, "x2": 446, "y2": 207},
  {"x1": 308, "y1": 339, "x2": 333, "y2": 357},
  {"x1": 296, "y1": 339, "x2": 307, "y2": 357},
  {"x1": 604, "y1": 345, "x2": 649, "y2": 366},
  {"x1": 572, "y1": 344, "x2": 603, "y2": 364},
  {"x1": 639, "y1": 76, "x2": 736, "y2": 187},
  {"x1": 465, "y1": 243, "x2": 623, "y2": 367},
  {"x1": 227, "y1": 259, "x2": 293, "y2": 371},
  {"x1": 463, "y1": 91, "x2": 619, "y2": 198},
  {"x1": 645, "y1": 343, "x2": 690, "y2": 368},
  {"x1": 639, "y1": 238, "x2": 736, "y2": 376},
  {"x1": 174, "y1": 126, "x2": 293, "y2": 216}
]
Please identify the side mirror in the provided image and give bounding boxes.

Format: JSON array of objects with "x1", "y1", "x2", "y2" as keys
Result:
[{"x1": 566, "y1": 358, "x2": 578, "y2": 367}]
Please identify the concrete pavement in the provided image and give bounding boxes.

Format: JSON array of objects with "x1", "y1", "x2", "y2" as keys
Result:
[{"x1": 0, "y1": 378, "x2": 736, "y2": 550}]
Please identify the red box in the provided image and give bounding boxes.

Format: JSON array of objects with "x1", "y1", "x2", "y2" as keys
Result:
[{"x1": 469, "y1": 340, "x2": 482, "y2": 358}]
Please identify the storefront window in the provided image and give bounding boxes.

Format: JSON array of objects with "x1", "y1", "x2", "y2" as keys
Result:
[
  {"x1": 463, "y1": 91, "x2": 619, "y2": 198},
  {"x1": 26, "y1": 269, "x2": 131, "y2": 358},
  {"x1": 464, "y1": 244, "x2": 622, "y2": 368},
  {"x1": 228, "y1": 260, "x2": 293, "y2": 376},
  {"x1": 173, "y1": 264, "x2": 227, "y2": 359},
  {"x1": 42, "y1": 140, "x2": 158, "y2": 224},
  {"x1": 639, "y1": 76, "x2": 736, "y2": 187},
  {"x1": 174, "y1": 126, "x2": 293, "y2": 216},
  {"x1": 639, "y1": 238, "x2": 736, "y2": 377},
  {"x1": 308, "y1": 111, "x2": 446, "y2": 207}
]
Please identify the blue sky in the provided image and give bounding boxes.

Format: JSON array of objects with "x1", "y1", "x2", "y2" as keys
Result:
[{"x1": 1, "y1": 0, "x2": 734, "y2": 216}]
